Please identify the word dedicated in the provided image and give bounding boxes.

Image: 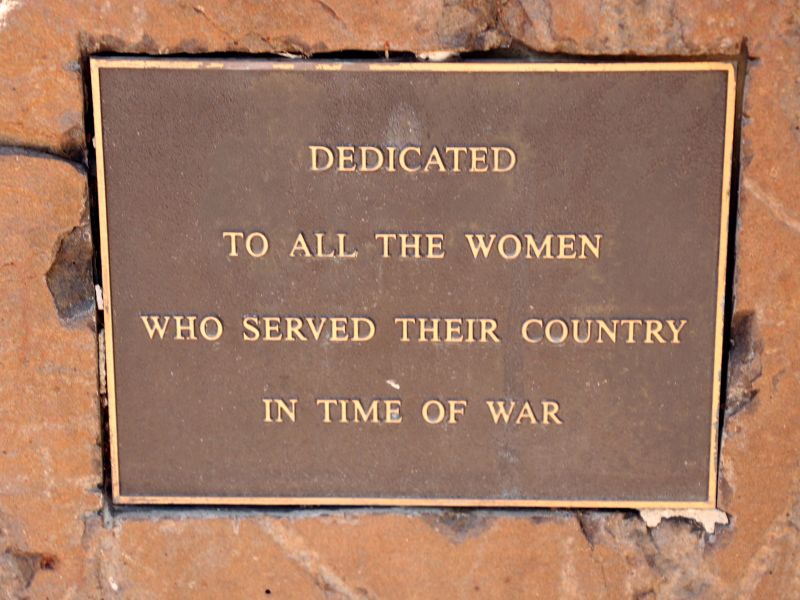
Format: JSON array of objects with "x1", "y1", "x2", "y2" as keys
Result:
[{"x1": 309, "y1": 144, "x2": 517, "y2": 173}]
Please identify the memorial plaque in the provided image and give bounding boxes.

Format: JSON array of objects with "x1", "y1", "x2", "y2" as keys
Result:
[{"x1": 91, "y1": 58, "x2": 735, "y2": 508}]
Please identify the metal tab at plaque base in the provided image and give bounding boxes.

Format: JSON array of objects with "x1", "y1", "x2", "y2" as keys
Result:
[{"x1": 91, "y1": 58, "x2": 735, "y2": 508}]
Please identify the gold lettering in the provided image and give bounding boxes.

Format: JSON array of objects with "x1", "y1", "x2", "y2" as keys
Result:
[
  {"x1": 337, "y1": 233, "x2": 357, "y2": 258},
  {"x1": 242, "y1": 316, "x2": 260, "y2": 341},
  {"x1": 542, "y1": 401, "x2": 562, "y2": 424},
  {"x1": 428, "y1": 234, "x2": 445, "y2": 259},
  {"x1": 469, "y1": 147, "x2": 489, "y2": 172},
  {"x1": 486, "y1": 400, "x2": 514, "y2": 424},
  {"x1": 360, "y1": 146, "x2": 384, "y2": 172},
  {"x1": 141, "y1": 315, "x2": 171, "y2": 339},
  {"x1": 521, "y1": 319, "x2": 544, "y2": 343},
  {"x1": 223, "y1": 231, "x2": 269, "y2": 257},
  {"x1": 578, "y1": 234, "x2": 602, "y2": 259},
  {"x1": 199, "y1": 316, "x2": 223, "y2": 341},
  {"x1": 418, "y1": 318, "x2": 440, "y2": 342},
  {"x1": 572, "y1": 319, "x2": 591, "y2": 344},
  {"x1": 667, "y1": 319, "x2": 687, "y2": 343},
  {"x1": 448, "y1": 400, "x2": 467, "y2": 424},
  {"x1": 290, "y1": 233, "x2": 312, "y2": 257},
  {"x1": 375, "y1": 233, "x2": 396, "y2": 257},
  {"x1": 620, "y1": 319, "x2": 643, "y2": 344},
  {"x1": 445, "y1": 146, "x2": 468, "y2": 171},
  {"x1": 262, "y1": 398, "x2": 297, "y2": 423},
  {"x1": 316, "y1": 399, "x2": 337, "y2": 423},
  {"x1": 385, "y1": 399, "x2": 402, "y2": 423},
  {"x1": 465, "y1": 233, "x2": 600, "y2": 260},
  {"x1": 395, "y1": 317, "x2": 414, "y2": 342},
  {"x1": 423, "y1": 146, "x2": 447, "y2": 172},
  {"x1": 498, "y1": 234, "x2": 522, "y2": 260},
  {"x1": 309, "y1": 145, "x2": 334, "y2": 171},
  {"x1": 285, "y1": 317, "x2": 307, "y2": 341},
  {"x1": 644, "y1": 319, "x2": 666, "y2": 344},
  {"x1": 596, "y1": 319, "x2": 618, "y2": 343},
  {"x1": 556, "y1": 234, "x2": 577, "y2": 259},
  {"x1": 315, "y1": 398, "x2": 404, "y2": 424},
  {"x1": 353, "y1": 399, "x2": 379, "y2": 423},
  {"x1": 422, "y1": 399, "x2": 446, "y2": 424},
  {"x1": 245, "y1": 232, "x2": 269, "y2": 257},
  {"x1": 544, "y1": 319, "x2": 568, "y2": 344},
  {"x1": 400, "y1": 233, "x2": 422, "y2": 258},
  {"x1": 395, "y1": 317, "x2": 500, "y2": 343},
  {"x1": 173, "y1": 315, "x2": 197, "y2": 340},
  {"x1": 515, "y1": 401, "x2": 537, "y2": 424},
  {"x1": 479, "y1": 319, "x2": 500, "y2": 343},
  {"x1": 519, "y1": 317, "x2": 683, "y2": 345},
  {"x1": 492, "y1": 147, "x2": 517, "y2": 172},
  {"x1": 376, "y1": 233, "x2": 445, "y2": 258},
  {"x1": 306, "y1": 317, "x2": 326, "y2": 340},
  {"x1": 263, "y1": 317, "x2": 282, "y2": 341},
  {"x1": 398, "y1": 146, "x2": 421, "y2": 172},
  {"x1": 444, "y1": 318, "x2": 463, "y2": 342},
  {"x1": 329, "y1": 317, "x2": 348, "y2": 342},
  {"x1": 314, "y1": 232, "x2": 335, "y2": 258},
  {"x1": 386, "y1": 146, "x2": 397, "y2": 172},
  {"x1": 222, "y1": 231, "x2": 244, "y2": 256},
  {"x1": 352, "y1": 317, "x2": 375, "y2": 342},
  {"x1": 309, "y1": 145, "x2": 518, "y2": 173},
  {"x1": 337, "y1": 145, "x2": 356, "y2": 171},
  {"x1": 524, "y1": 234, "x2": 553, "y2": 259},
  {"x1": 465, "y1": 233, "x2": 496, "y2": 258},
  {"x1": 141, "y1": 314, "x2": 224, "y2": 342}
]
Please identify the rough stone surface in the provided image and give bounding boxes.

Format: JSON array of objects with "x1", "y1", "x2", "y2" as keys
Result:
[
  {"x1": 0, "y1": 0, "x2": 799, "y2": 598},
  {"x1": 0, "y1": 154, "x2": 102, "y2": 598},
  {"x1": 45, "y1": 217, "x2": 94, "y2": 325}
]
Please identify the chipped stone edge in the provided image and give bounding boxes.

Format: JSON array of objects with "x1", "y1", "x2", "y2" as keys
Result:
[
  {"x1": 639, "y1": 508, "x2": 729, "y2": 534},
  {"x1": 417, "y1": 50, "x2": 458, "y2": 61}
]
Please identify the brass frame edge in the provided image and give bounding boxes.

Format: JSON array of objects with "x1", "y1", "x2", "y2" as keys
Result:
[
  {"x1": 89, "y1": 57, "x2": 734, "y2": 73},
  {"x1": 114, "y1": 495, "x2": 716, "y2": 509},
  {"x1": 90, "y1": 59, "x2": 122, "y2": 502},
  {"x1": 92, "y1": 57, "x2": 734, "y2": 509},
  {"x1": 707, "y1": 64, "x2": 736, "y2": 508}
]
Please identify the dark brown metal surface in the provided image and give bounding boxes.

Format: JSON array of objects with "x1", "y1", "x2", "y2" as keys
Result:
[{"x1": 93, "y1": 59, "x2": 733, "y2": 507}]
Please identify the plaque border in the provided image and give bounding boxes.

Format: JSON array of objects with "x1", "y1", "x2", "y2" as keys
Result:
[{"x1": 91, "y1": 58, "x2": 736, "y2": 509}]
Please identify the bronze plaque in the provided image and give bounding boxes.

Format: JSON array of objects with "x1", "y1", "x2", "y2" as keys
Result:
[{"x1": 91, "y1": 58, "x2": 735, "y2": 508}]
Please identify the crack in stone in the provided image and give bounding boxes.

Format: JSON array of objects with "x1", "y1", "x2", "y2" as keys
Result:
[
  {"x1": 0, "y1": 547, "x2": 58, "y2": 592},
  {"x1": 258, "y1": 520, "x2": 373, "y2": 599},
  {"x1": 0, "y1": 144, "x2": 86, "y2": 170},
  {"x1": 725, "y1": 310, "x2": 762, "y2": 419},
  {"x1": 313, "y1": 0, "x2": 347, "y2": 28},
  {"x1": 183, "y1": 3, "x2": 236, "y2": 43},
  {"x1": 744, "y1": 179, "x2": 800, "y2": 237},
  {"x1": 729, "y1": 482, "x2": 800, "y2": 596},
  {"x1": 576, "y1": 511, "x2": 598, "y2": 549},
  {"x1": 668, "y1": 0, "x2": 689, "y2": 52}
]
